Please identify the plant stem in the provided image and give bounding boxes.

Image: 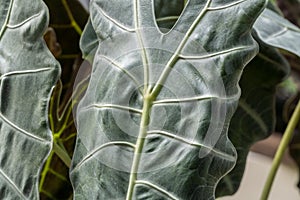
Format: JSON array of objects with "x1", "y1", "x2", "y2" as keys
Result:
[
  {"x1": 61, "y1": 0, "x2": 82, "y2": 35},
  {"x1": 39, "y1": 151, "x2": 54, "y2": 191},
  {"x1": 126, "y1": 94, "x2": 152, "y2": 200},
  {"x1": 260, "y1": 99, "x2": 300, "y2": 200}
]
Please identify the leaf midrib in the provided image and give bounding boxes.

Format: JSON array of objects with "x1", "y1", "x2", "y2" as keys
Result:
[
  {"x1": 125, "y1": 0, "x2": 151, "y2": 198},
  {"x1": 150, "y1": 0, "x2": 212, "y2": 97},
  {"x1": 125, "y1": 1, "x2": 212, "y2": 199},
  {"x1": 87, "y1": 0, "x2": 253, "y2": 198}
]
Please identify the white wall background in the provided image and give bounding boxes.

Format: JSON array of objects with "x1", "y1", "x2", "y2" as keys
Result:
[{"x1": 220, "y1": 152, "x2": 300, "y2": 200}]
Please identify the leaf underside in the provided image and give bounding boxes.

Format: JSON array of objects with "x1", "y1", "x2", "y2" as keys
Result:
[
  {"x1": 0, "y1": 0, "x2": 60, "y2": 199},
  {"x1": 71, "y1": 0, "x2": 265, "y2": 199}
]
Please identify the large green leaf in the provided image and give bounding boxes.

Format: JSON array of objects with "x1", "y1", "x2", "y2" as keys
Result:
[
  {"x1": 254, "y1": 8, "x2": 300, "y2": 57},
  {"x1": 71, "y1": 0, "x2": 266, "y2": 199},
  {"x1": 0, "y1": 0, "x2": 60, "y2": 199},
  {"x1": 216, "y1": 39, "x2": 290, "y2": 197}
]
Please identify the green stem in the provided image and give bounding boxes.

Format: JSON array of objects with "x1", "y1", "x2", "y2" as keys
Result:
[
  {"x1": 260, "y1": 99, "x2": 300, "y2": 200},
  {"x1": 125, "y1": 94, "x2": 153, "y2": 200},
  {"x1": 40, "y1": 189, "x2": 56, "y2": 200},
  {"x1": 39, "y1": 151, "x2": 54, "y2": 191},
  {"x1": 61, "y1": 0, "x2": 82, "y2": 35},
  {"x1": 53, "y1": 142, "x2": 72, "y2": 168},
  {"x1": 61, "y1": 133, "x2": 77, "y2": 142}
]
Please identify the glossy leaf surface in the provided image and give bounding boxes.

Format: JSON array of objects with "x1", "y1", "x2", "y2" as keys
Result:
[
  {"x1": 0, "y1": 0, "x2": 60, "y2": 199},
  {"x1": 71, "y1": 0, "x2": 266, "y2": 199}
]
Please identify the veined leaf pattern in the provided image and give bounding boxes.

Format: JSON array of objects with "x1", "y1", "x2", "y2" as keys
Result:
[
  {"x1": 216, "y1": 38, "x2": 290, "y2": 197},
  {"x1": 254, "y1": 8, "x2": 300, "y2": 57},
  {"x1": 71, "y1": 0, "x2": 266, "y2": 199},
  {"x1": 0, "y1": 0, "x2": 60, "y2": 199}
]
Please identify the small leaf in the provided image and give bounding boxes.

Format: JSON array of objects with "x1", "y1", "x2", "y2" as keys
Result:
[
  {"x1": 71, "y1": 0, "x2": 266, "y2": 199},
  {"x1": 0, "y1": 0, "x2": 60, "y2": 199},
  {"x1": 254, "y1": 8, "x2": 300, "y2": 57}
]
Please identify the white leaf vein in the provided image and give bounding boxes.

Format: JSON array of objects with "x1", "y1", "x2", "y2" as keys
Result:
[
  {"x1": 153, "y1": 93, "x2": 240, "y2": 105},
  {"x1": 0, "y1": 68, "x2": 52, "y2": 142},
  {"x1": 260, "y1": 10, "x2": 300, "y2": 33},
  {"x1": 98, "y1": 55, "x2": 143, "y2": 96},
  {"x1": 151, "y1": 0, "x2": 212, "y2": 95},
  {"x1": 148, "y1": 130, "x2": 235, "y2": 161},
  {"x1": 93, "y1": 3, "x2": 135, "y2": 32},
  {"x1": 0, "y1": 68, "x2": 52, "y2": 80},
  {"x1": 73, "y1": 141, "x2": 136, "y2": 171},
  {"x1": 0, "y1": 0, "x2": 14, "y2": 38},
  {"x1": 0, "y1": 168, "x2": 27, "y2": 199},
  {"x1": 265, "y1": 27, "x2": 288, "y2": 41},
  {"x1": 207, "y1": 0, "x2": 248, "y2": 11},
  {"x1": 6, "y1": 12, "x2": 41, "y2": 29},
  {"x1": 0, "y1": 112, "x2": 48, "y2": 142},
  {"x1": 179, "y1": 46, "x2": 251, "y2": 59},
  {"x1": 135, "y1": 180, "x2": 179, "y2": 200},
  {"x1": 83, "y1": 104, "x2": 142, "y2": 114}
]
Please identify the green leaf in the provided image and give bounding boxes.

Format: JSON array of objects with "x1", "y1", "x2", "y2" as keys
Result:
[
  {"x1": 71, "y1": 0, "x2": 266, "y2": 199},
  {"x1": 0, "y1": 0, "x2": 60, "y2": 199},
  {"x1": 216, "y1": 39, "x2": 290, "y2": 197},
  {"x1": 79, "y1": 0, "x2": 186, "y2": 61},
  {"x1": 254, "y1": 8, "x2": 300, "y2": 57},
  {"x1": 80, "y1": 0, "x2": 185, "y2": 62}
]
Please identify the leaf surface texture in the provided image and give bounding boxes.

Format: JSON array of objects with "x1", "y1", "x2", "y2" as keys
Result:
[
  {"x1": 0, "y1": 0, "x2": 60, "y2": 199},
  {"x1": 71, "y1": 0, "x2": 266, "y2": 199}
]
